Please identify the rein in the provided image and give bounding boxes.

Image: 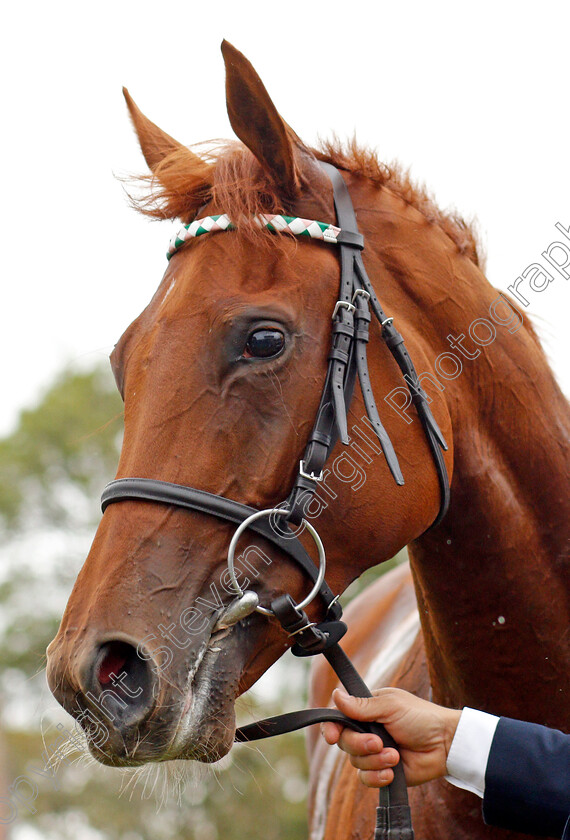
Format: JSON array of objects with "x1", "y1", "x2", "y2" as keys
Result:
[{"x1": 101, "y1": 163, "x2": 450, "y2": 840}]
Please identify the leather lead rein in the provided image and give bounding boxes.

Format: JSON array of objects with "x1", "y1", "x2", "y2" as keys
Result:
[{"x1": 234, "y1": 593, "x2": 414, "y2": 840}]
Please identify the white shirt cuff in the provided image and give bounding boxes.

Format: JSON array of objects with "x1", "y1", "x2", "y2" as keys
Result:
[{"x1": 445, "y1": 707, "x2": 500, "y2": 798}]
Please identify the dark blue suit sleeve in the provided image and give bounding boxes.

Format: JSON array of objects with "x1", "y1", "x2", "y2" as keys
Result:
[{"x1": 483, "y1": 717, "x2": 570, "y2": 838}]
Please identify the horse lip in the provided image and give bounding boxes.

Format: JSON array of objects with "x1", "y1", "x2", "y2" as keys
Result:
[
  {"x1": 180, "y1": 627, "x2": 231, "y2": 716},
  {"x1": 178, "y1": 642, "x2": 229, "y2": 732},
  {"x1": 166, "y1": 626, "x2": 241, "y2": 761}
]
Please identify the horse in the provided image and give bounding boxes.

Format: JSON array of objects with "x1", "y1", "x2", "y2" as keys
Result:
[{"x1": 46, "y1": 41, "x2": 570, "y2": 840}]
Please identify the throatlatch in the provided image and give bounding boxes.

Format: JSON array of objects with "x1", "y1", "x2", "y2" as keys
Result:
[{"x1": 101, "y1": 163, "x2": 453, "y2": 840}]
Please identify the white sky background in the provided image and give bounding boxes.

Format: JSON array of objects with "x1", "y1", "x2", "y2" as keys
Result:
[{"x1": 2, "y1": 0, "x2": 569, "y2": 436}]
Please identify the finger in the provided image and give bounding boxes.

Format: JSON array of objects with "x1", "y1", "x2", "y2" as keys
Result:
[
  {"x1": 321, "y1": 721, "x2": 342, "y2": 745},
  {"x1": 337, "y1": 729, "x2": 384, "y2": 757},
  {"x1": 332, "y1": 688, "x2": 396, "y2": 722},
  {"x1": 358, "y1": 768, "x2": 394, "y2": 789},
  {"x1": 322, "y1": 722, "x2": 384, "y2": 754},
  {"x1": 348, "y1": 748, "x2": 399, "y2": 772}
]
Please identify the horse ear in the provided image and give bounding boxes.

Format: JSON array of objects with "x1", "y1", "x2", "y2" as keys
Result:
[
  {"x1": 123, "y1": 88, "x2": 200, "y2": 173},
  {"x1": 221, "y1": 40, "x2": 300, "y2": 199}
]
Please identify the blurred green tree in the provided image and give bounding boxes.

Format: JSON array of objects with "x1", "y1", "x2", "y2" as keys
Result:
[{"x1": 0, "y1": 365, "x2": 124, "y2": 534}]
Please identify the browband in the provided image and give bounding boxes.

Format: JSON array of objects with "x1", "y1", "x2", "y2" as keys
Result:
[{"x1": 167, "y1": 213, "x2": 358, "y2": 260}]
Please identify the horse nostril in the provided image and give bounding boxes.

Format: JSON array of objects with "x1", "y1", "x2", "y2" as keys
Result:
[
  {"x1": 91, "y1": 640, "x2": 156, "y2": 727},
  {"x1": 98, "y1": 641, "x2": 129, "y2": 686}
]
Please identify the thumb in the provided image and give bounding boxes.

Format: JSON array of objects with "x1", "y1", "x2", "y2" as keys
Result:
[{"x1": 332, "y1": 688, "x2": 388, "y2": 722}]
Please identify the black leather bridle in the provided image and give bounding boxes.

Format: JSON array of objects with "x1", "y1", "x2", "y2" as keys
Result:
[{"x1": 101, "y1": 163, "x2": 450, "y2": 839}]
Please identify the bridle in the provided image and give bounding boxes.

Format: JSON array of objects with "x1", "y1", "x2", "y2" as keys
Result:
[{"x1": 101, "y1": 163, "x2": 450, "y2": 840}]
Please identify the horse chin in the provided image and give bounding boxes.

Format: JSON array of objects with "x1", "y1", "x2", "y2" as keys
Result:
[{"x1": 166, "y1": 614, "x2": 283, "y2": 764}]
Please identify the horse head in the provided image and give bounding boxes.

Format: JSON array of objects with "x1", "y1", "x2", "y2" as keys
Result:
[{"x1": 46, "y1": 42, "x2": 452, "y2": 767}]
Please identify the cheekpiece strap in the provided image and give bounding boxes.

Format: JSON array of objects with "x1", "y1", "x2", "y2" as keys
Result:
[{"x1": 283, "y1": 162, "x2": 449, "y2": 529}]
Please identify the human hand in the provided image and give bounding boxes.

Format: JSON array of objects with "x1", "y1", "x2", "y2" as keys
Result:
[{"x1": 321, "y1": 687, "x2": 461, "y2": 788}]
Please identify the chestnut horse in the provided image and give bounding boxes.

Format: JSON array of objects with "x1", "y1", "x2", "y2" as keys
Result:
[{"x1": 47, "y1": 42, "x2": 569, "y2": 840}]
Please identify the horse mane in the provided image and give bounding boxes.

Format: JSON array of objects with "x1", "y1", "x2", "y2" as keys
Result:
[
  {"x1": 316, "y1": 138, "x2": 485, "y2": 269},
  {"x1": 126, "y1": 138, "x2": 485, "y2": 268}
]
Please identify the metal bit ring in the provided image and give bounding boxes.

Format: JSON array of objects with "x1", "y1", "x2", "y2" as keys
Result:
[{"x1": 227, "y1": 508, "x2": 326, "y2": 617}]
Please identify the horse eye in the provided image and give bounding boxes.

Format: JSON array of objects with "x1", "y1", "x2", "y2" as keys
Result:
[{"x1": 244, "y1": 329, "x2": 285, "y2": 359}]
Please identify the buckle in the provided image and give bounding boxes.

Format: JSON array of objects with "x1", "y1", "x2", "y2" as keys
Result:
[
  {"x1": 352, "y1": 288, "x2": 370, "y2": 304},
  {"x1": 299, "y1": 460, "x2": 324, "y2": 482},
  {"x1": 332, "y1": 300, "x2": 356, "y2": 319}
]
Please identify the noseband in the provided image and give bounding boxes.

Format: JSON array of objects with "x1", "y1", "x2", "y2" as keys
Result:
[{"x1": 101, "y1": 163, "x2": 450, "y2": 840}]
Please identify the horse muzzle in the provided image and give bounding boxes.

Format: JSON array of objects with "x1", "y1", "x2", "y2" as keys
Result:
[{"x1": 46, "y1": 614, "x2": 258, "y2": 765}]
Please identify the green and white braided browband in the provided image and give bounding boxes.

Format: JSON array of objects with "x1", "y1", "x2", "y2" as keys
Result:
[{"x1": 167, "y1": 214, "x2": 342, "y2": 260}]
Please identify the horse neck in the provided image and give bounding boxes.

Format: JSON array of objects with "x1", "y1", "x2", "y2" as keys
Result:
[
  {"x1": 368, "y1": 204, "x2": 570, "y2": 728},
  {"x1": 411, "y1": 399, "x2": 570, "y2": 723}
]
